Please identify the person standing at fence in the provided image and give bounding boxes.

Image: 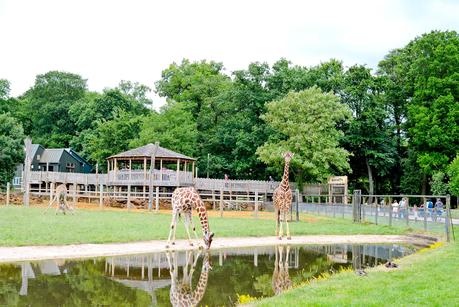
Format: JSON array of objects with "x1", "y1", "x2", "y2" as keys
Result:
[
  {"x1": 426, "y1": 199, "x2": 434, "y2": 220},
  {"x1": 413, "y1": 204, "x2": 419, "y2": 220},
  {"x1": 435, "y1": 198, "x2": 444, "y2": 220},
  {"x1": 392, "y1": 199, "x2": 399, "y2": 218},
  {"x1": 399, "y1": 198, "x2": 406, "y2": 218}
]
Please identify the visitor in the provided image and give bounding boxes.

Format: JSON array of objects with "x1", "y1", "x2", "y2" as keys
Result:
[
  {"x1": 391, "y1": 199, "x2": 399, "y2": 218},
  {"x1": 435, "y1": 198, "x2": 444, "y2": 220},
  {"x1": 399, "y1": 198, "x2": 406, "y2": 218},
  {"x1": 413, "y1": 204, "x2": 418, "y2": 220},
  {"x1": 269, "y1": 175, "x2": 275, "y2": 189},
  {"x1": 426, "y1": 199, "x2": 434, "y2": 220}
]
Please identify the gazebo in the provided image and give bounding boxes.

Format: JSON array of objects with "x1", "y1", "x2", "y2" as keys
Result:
[{"x1": 106, "y1": 144, "x2": 196, "y2": 186}]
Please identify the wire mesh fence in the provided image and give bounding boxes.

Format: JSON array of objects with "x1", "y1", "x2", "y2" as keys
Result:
[{"x1": 298, "y1": 191, "x2": 456, "y2": 241}]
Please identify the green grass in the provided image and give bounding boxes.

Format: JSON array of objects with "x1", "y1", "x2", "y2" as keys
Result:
[
  {"x1": 0, "y1": 206, "x2": 411, "y2": 246},
  {"x1": 252, "y1": 231, "x2": 459, "y2": 306}
]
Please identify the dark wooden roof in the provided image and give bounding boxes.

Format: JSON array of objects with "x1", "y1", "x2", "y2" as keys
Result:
[{"x1": 108, "y1": 144, "x2": 196, "y2": 161}]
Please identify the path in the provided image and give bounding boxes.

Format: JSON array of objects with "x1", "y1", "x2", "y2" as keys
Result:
[{"x1": 0, "y1": 234, "x2": 431, "y2": 263}]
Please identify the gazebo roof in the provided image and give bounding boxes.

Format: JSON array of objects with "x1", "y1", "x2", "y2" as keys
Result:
[{"x1": 107, "y1": 144, "x2": 196, "y2": 161}]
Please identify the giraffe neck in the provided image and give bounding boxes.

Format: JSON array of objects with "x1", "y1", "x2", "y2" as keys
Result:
[
  {"x1": 196, "y1": 200, "x2": 210, "y2": 234},
  {"x1": 280, "y1": 160, "x2": 290, "y2": 190},
  {"x1": 192, "y1": 259, "x2": 210, "y2": 303}
]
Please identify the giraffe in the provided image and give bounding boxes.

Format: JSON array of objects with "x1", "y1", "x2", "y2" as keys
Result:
[
  {"x1": 167, "y1": 250, "x2": 211, "y2": 307},
  {"x1": 167, "y1": 186, "x2": 214, "y2": 249},
  {"x1": 273, "y1": 152, "x2": 294, "y2": 239},
  {"x1": 46, "y1": 183, "x2": 74, "y2": 215},
  {"x1": 272, "y1": 245, "x2": 292, "y2": 295}
]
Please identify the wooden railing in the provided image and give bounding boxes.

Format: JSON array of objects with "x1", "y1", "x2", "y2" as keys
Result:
[
  {"x1": 29, "y1": 170, "x2": 194, "y2": 186},
  {"x1": 194, "y1": 178, "x2": 291, "y2": 193}
]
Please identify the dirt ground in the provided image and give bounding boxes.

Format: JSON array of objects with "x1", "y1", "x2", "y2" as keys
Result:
[{"x1": 0, "y1": 234, "x2": 429, "y2": 263}]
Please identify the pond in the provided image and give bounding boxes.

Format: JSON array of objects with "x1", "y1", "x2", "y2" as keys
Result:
[{"x1": 0, "y1": 244, "x2": 415, "y2": 306}]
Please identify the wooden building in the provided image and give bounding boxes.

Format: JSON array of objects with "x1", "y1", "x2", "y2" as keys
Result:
[{"x1": 106, "y1": 143, "x2": 196, "y2": 187}]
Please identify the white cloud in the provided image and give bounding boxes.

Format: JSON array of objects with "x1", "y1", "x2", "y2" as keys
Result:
[{"x1": 1, "y1": 0, "x2": 458, "y2": 107}]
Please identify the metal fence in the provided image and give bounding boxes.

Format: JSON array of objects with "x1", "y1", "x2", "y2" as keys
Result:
[{"x1": 298, "y1": 191, "x2": 456, "y2": 242}]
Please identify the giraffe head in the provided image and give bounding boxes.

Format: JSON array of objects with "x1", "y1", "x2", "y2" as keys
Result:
[
  {"x1": 203, "y1": 231, "x2": 214, "y2": 249},
  {"x1": 283, "y1": 152, "x2": 294, "y2": 162}
]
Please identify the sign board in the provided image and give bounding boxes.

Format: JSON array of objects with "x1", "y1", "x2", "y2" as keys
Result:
[{"x1": 327, "y1": 176, "x2": 348, "y2": 185}]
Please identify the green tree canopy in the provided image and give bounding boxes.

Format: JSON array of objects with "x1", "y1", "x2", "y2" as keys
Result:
[
  {"x1": 0, "y1": 113, "x2": 25, "y2": 186},
  {"x1": 132, "y1": 101, "x2": 198, "y2": 157},
  {"x1": 20, "y1": 71, "x2": 87, "y2": 147},
  {"x1": 257, "y1": 86, "x2": 352, "y2": 185},
  {"x1": 341, "y1": 65, "x2": 395, "y2": 194},
  {"x1": 80, "y1": 111, "x2": 142, "y2": 168}
]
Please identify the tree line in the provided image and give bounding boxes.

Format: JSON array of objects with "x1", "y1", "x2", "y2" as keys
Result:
[{"x1": 1, "y1": 30, "x2": 458, "y2": 196}]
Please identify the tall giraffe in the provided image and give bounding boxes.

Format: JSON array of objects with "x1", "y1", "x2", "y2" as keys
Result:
[
  {"x1": 272, "y1": 246, "x2": 292, "y2": 295},
  {"x1": 273, "y1": 152, "x2": 294, "y2": 239},
  {"x1": 46, "y1": 183, "x2": 74, "y2": 214},
  {"x1": 167, "y1": 187, "x2": 214, "y2": 249},
  {"x1": 167, "y1": 250, "x2": 211, "y2": 307}
]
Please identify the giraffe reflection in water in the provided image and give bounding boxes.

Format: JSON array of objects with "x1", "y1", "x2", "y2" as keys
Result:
[
  {"x1": 167, "y1": 250, "x2": 211, "y2": 307},
  {"x1": 272, "y1": 246, "x2": 293, "y2": 295}
]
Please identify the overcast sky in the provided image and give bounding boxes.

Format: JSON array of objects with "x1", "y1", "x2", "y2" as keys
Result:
[{"x1": 1, "y1": 0, "x2": 459, "y2": 107}]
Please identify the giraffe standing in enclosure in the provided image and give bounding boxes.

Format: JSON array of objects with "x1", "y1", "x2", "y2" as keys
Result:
[
  {"x1": 167, "y1": 187, "x2": 214, "y2": 249},
  {"x1": 273, "y1": 152, "x2": 294, "y2": 239},
  {"x1": 167, "y1": 250, "x2": 211, "y2": 307},
  {"x1": 272, "y1": 245, "x2": 292, "y2": 295},
  {"x1": 47, "y1": 183, "x2": 74, "y2": 214}
]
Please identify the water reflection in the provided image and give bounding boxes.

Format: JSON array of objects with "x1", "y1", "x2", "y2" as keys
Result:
[
  {"x1": 167, "y1": 250, "x2": 211, "y2": 307},
  {"x1": 1, "y1": 244, "x2": 414, "y2": 306},
  {"x1": 272, "y1": 246, "x2": 292, "y2": 295}
]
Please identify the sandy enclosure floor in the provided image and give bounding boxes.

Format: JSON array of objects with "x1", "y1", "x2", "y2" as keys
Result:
[{"x1": 0, "y1": 235, "x2": 429, "y2": 263}]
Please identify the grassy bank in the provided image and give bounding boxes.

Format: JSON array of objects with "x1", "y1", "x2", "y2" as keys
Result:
[
  {"x1": 251, "y1": 235, "x2": 459, "y2": 306},
  {"x1": 0, "y1": 206, "x2": 411, "y2": 246}
]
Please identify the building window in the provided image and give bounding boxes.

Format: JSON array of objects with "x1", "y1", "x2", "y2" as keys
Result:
[
  {"x1": 37, "y1": 155, "x2": 41, "y2": 160},
  {"x1": 66, "y1": 163, "x2": 75, "y2": 173}
]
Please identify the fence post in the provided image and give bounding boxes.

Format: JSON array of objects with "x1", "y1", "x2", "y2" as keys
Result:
[
  {"x1": 73, "y1": 184, "x2": 77, "y2": 208},
  {"x1": 127, "y1": 185, "x2": 132, "y2": 210},
  {"x1": 155, "y1": 186, "x2": 160, "y2": 212},
  {"x1": 445, "y1": 195, "x2": 451, "y2": 242},
  {"x1": 352, "y1": 190, "x2": 361, "y2": 223},
  {"x1": 219, "y1": 189, "x2": 223, "y2": 217},
  {"x1": 405, "y1": 198, "x2": 409, "y2": 227},
  {"x1": 99, "y1": 184, "x2": 104, "y2": 208},
  {"x1": 296, "y1": 190, "x2": 300, "y2": 222},
  {"x1": 388, "y1": 197, "x2": 392, "y2": 226},
  {"x1": 6, "y1": 182, "x2": 10, "y2": 206},
  {"x1": 23, "y1": 137, "x2": 32, "y2": 207},
  {"x1": 254, "y1": 191, "x2": 259, "y2": 219}
]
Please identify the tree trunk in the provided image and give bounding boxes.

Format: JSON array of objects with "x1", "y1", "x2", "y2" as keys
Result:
[
  {"x1": 421, "y1": 174, "x2": 427, "y2": 196},
  {"x1": 366, "y1": 158, "x2": 374, "y2": 203}
]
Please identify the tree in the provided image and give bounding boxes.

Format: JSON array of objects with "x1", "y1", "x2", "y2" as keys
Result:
[
  {"x1": 257, "y1": 87, "x2": 352, "y2": 185},
  {"x1": 81, "y1": 111, "x2": 142, "y2": 168},
  {"x1": 117, "y1": 80, "x2": 153, "y2": 108},
  {"x1": 131, "y1": 101, "x2": 198, "y2": 157},
  {"x1": 341, "y1": 65, "x2": 395, "y2": 194},
  {"x1": 20, "y1": 71, "x2": 87, "y2": 147},
  {"x1": 0, "y1": 113, "x2": 25, "y2": 186},
  {"x1": 430, "y1": 171, "x2": 448, "y2": 195},
  {"x1": 379, "y1": 31, "x2": 459, "y2": 194},
  {"x1": 155, "y1": 59, "x2": 231, "y2": 176},
  {"x1": 0, "y1": 79, "x2": 11, "y2": 113},
  {"x1": 447, "y1": 154, "x2": 459, "y2": 196}
]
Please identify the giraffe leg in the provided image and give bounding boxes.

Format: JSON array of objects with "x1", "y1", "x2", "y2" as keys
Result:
[
  {"x1": 189, "y1": 212, "x2": 199, "y2": 240},
  {"x1": 184, "y1": 212, "x2": 194, "y2": 246},
  {"x1": 286, "y1": 210, "x2": 291, "y2": 240},
  {"x1": 275, "y1": 209, "x2": 280, "y2": 237},
  {"x1": 167, "y1": 211, "x2": 179, "y2": 247},
  {"x1": 278, "y1": 211, "x2": 283, "y2": 239}
]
